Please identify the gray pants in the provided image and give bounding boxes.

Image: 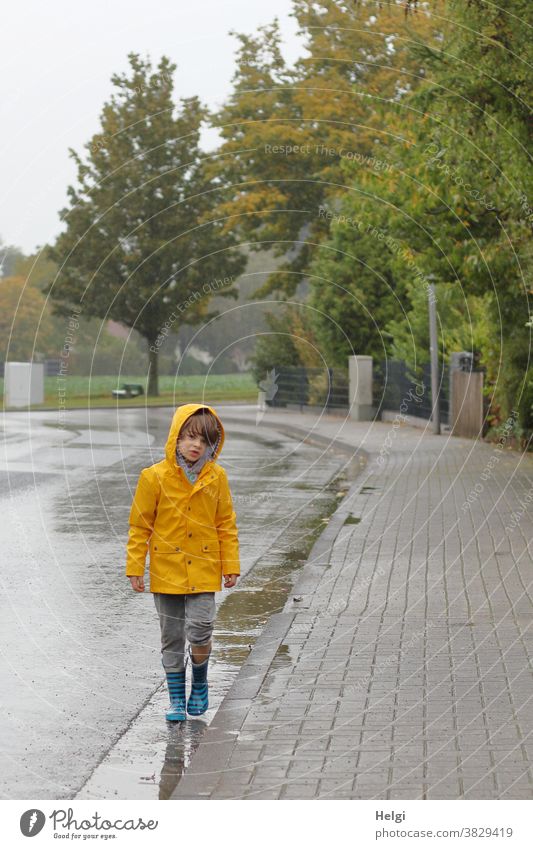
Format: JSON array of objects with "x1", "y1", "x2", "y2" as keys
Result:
[{"x1": 153, "y1": 592, "x2": 216, "y2": 672}]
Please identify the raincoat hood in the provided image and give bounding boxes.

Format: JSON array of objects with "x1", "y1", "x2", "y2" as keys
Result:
[
  {"x1": 165, "y1": 403, "x2": 225, "y2": 474},
  {"x1": 126, "y1": 401, "x2": 239, "y2": 592}
]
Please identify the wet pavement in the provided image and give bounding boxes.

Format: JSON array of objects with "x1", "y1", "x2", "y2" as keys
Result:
[
  {"x1": 170, "y1": 407, "x2": 533, "y2": 800},
  {"x1": 0, "y1": 404, "x2": 356, "y2": 800}
]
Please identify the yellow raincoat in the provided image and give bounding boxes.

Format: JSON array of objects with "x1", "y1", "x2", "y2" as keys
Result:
[{"x1": 125, "y1": 403, "x2": 240, "y2": 593}]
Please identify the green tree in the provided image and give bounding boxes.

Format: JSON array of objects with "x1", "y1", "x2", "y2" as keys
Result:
[
  {"x1": 0, "y1": 276, "x2": 57, "y2": 360},
  {"x1": 306, "y1": 202, "x2": 407, "y2": 365},
  {"x1": 370, "y1": 0, "x2": 532, "y2": 428},
  {"x1": 14, "y1": 250, "x2": 60, "y2": 292},
  {"x1": 304, "y1": 0, "x2": 532, "y2": 437},
  {"x1": 47, "y1": 53, "x2": 245, "y2": 395},
  {"x1": 209, "y1": 2, "x2": 441, "y2": 298},
  {"x1": 249, "y1": 305, "x2": 303, "y2": 386},
  {"x1": 0, "y1": 240, "x2": 25, "y2": 278}
]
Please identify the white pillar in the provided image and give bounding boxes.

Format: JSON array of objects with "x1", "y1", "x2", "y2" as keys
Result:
[
  {"x1": 348, "y1": 355, "x2": 374, "y2": 420},
  {"x1": 5, "y1": 362, "x2": 44, "y2": 407}
]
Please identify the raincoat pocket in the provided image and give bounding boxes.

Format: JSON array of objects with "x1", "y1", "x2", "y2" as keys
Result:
[
  {"x1": 200, "y1": 539, "x2": 220, "y2": 555},
  {"x1": 190, "y1": 538, "x2": 222, "y2": 588},
  {"x1": 149, "y1": 540, "x2": 188, "y2": 592}
]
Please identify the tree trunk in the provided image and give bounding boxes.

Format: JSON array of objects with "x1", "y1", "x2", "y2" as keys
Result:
[{"x1": 147, "y1": 340, "x2": 159, "y2": 396}]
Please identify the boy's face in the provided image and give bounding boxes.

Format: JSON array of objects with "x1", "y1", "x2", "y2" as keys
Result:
[{"x1": 177, "y1": 424, "x2": 208, "y2": 462}]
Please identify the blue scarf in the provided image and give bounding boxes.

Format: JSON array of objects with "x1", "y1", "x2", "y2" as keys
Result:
[{"x1": 175, "y1": 430, "x2": 221, "y2": 484}]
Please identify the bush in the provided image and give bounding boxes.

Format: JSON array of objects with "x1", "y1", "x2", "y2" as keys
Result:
[{"x1": 249, "y1": 308, "x2": 302, "y2": 386}]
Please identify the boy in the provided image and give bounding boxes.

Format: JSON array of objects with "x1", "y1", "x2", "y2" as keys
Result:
[{"x1": 126, "y1": 403, "x2": 240, "y2": 721}]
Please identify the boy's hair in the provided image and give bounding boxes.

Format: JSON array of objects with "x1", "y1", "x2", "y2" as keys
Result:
[{"x1": 179, "y1": 409, "x2": 220, "y2": 450}]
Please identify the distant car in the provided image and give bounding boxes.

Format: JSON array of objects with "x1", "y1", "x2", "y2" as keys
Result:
[{"x1": 111, "y1": 383, "x2": 144, "y2": 398}]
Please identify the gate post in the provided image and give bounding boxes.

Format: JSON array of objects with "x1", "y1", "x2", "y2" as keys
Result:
[
  {"x1": 348, "y1": 355, "x2": 374, "y2": 420},
  {"x1": 450, "y1": 353, "x2": 485, "y2": 438},
  {"x1": 5, "y1": 362, "x2": 44, "y2": 407}
]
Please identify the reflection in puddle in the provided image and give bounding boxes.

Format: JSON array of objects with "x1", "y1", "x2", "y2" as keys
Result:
[{"x1": 159, "y1": 719, "x2": 208, "y2": 800}]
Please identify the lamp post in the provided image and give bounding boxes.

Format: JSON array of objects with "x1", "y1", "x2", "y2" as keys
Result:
[{"x1": 427, "y1": 275, "x2": 440, "y2": 435}]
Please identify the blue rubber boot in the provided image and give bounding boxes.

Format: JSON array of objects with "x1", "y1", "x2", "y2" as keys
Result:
[
  {"x1": 187, "y1": 650, "x2": 209, "y2": 716},
  {"x1": 165, "y1": 669, "x2": 186, "y2": 721}
]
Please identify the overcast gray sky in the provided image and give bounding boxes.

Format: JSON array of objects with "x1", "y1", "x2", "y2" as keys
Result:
[{"x1": 0, "y1": 0, "x2": 301, "y2": 255}]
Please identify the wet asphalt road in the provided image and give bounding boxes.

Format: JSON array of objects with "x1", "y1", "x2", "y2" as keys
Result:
[{"x1": 0, "y1": 404, "x2": 350, "y2": 799}]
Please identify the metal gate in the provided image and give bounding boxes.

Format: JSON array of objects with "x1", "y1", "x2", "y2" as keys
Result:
[
  {"x1": 264, "y1": 366, "x2": 349, "y2": 410},
  {"x1": 373, "y1": 359, "x2": 450, "y2": 425}
]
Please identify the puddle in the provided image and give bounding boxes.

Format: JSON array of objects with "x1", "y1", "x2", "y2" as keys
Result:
[{"x1": 72, "y1": 662, "x2": 237, "y2": 800}]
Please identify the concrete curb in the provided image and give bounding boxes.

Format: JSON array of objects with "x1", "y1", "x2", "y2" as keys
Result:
[{"x1": 171, "y1": 419, "x2": 369, "y2": 799}]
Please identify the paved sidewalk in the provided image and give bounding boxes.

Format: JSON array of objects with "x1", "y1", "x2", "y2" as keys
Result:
[{"x1": 172, "y1": 407, "x2": 533, "y2": 800}]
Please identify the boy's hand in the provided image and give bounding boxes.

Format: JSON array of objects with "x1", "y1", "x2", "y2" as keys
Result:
[
  {"x1": 129, "y1": 575, "x2": 145, "y2": 592},
  {"x1": 223, "y1": 574, "x2": 238, "y2": 588}
]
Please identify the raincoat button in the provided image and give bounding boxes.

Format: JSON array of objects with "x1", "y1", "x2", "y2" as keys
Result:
[
  {"x1": 188, "y1": 533, "x2": 192, "y2": 537},
  {"x1": 175, "y1": 547, "x2": 180, "y2": 551},
  {"x1": 191, "y1": 586, "x2": 196, "y2": 591},
  {"x1": 188, "y1": 560, "x2": 191, "y2": 565}
]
